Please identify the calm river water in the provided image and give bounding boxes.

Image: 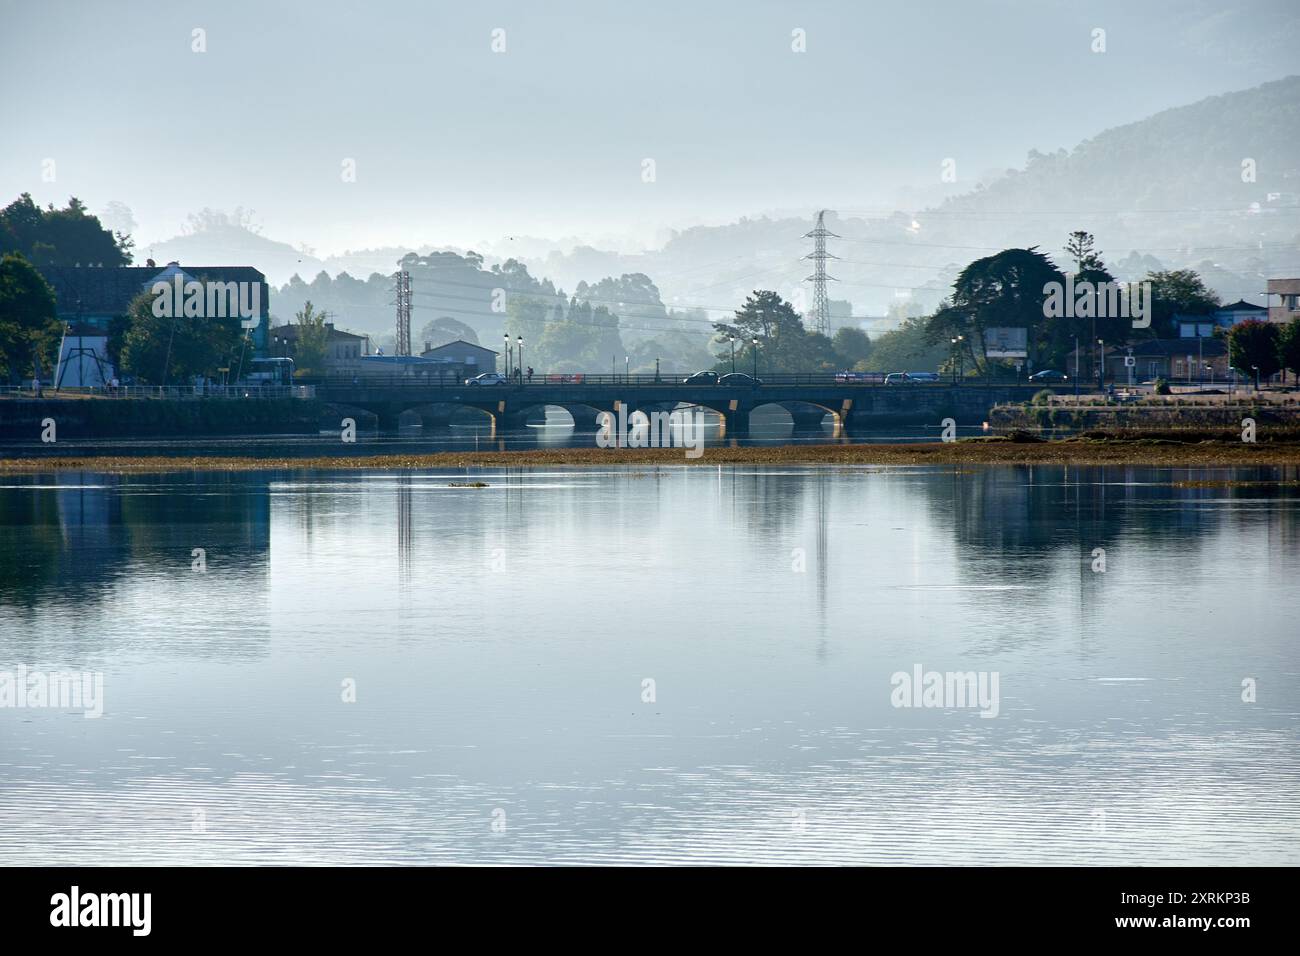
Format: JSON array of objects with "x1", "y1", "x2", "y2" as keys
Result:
[{"x1": 1, "y1": 463, "x2": 1297, "y2": 864}]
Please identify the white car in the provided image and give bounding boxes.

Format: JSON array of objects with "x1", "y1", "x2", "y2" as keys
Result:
[{"x1": 465, "y1": 372, "x2": 508, "y2": 386}]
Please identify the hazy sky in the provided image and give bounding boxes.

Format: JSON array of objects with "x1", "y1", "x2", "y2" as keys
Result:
[{"x1": 3, "y1": 0, "x2": 1297, "y2": 255}]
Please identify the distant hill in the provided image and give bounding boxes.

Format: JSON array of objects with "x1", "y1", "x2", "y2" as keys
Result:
[
  {"x1": 922, "y1": 74, "x2": 1300, "y2": 258},
  {"x1": 148, "y1": 76, "x2": 1300, "y2": 323},
  {"x1": 141, "y1": 211, "x2": 327, "y2": 287},
  {"x1": 524, "y1": 76, "x2": 1300, "y2": 315}
]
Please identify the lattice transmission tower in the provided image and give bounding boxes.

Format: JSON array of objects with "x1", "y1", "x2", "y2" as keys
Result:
[
  {"x1": 803, "y1": 210, "x2": 839, "y2": 336},
  {"x1": 393, "y1": 270, "x2": 412, "y2": 356}
]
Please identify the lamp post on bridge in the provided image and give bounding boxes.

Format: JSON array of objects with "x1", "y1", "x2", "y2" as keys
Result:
[
  {"x1": 517, "y1": 336, "x2": 523, "y2": 383},
  {"x1": 1074, "y1": 336, "x2": 1080, "y2": 400},
  {"x1": 503, "y1": 333, "x2": 511, "y2": 376},
  {"x1": 752, "y1": 338, "x2": 759, "y2": 379},
  {"x1": 729, "y1": 336, "x2": 736, "y2": 374}
]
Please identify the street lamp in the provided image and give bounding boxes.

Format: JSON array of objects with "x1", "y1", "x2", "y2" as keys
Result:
[
  {"x1": 729, "y1": 336, "x2": 737, "y2": 374},
  {"x1": 517, "y1": 336, "x2": 523, "y2": 382},
  {"x1": 752, "y1": 338, "x2": 759, "y2": 379},
  {"x1": 1097, "y1": 338, "x2": 1104, "y2": 391},
  {"x1": 625, "y1": 355, "x2": 629, "y2": 381},
  {"x1": 503, "y1": 332, "x2": 510, "y2": 376}
]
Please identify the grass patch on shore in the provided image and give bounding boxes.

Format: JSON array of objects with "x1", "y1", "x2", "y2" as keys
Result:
[{"x1": 5, "y1": 438, "x2": 1300, "y2": 473}]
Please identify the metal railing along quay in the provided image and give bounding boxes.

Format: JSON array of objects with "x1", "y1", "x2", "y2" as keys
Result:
[{"x1": 0, "y1": 384, "x2": 307, "y2": 400}]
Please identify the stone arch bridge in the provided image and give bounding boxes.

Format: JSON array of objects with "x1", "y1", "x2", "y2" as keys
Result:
[{"x1": 312, "y1": 377, "x2": 1060, "y2": 434}]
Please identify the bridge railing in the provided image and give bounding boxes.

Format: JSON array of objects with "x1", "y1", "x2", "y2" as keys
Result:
[
  {"x1": 308, "y1": 372, "x2": 1034, "y2": 389},
  {"x1": 0, "y1": 384, "x2": 301, "y2": 400}
]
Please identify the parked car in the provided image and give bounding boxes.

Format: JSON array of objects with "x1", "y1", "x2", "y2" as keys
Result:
[
  {"x1": 719, "y1": 372, "x2": 762, "y2": 386},
  {"x1": 465, "y1": 372, "x2": 508, "y2": 386},
  {"x1": 884, "y1": 372, "x2": 913, "y2": 385},
  {"x1": 683, "y1": 370, "x2": 719, "y2": 385},
  {"x1": 1028, "y1": 369, "x2": 1068, "y2": 382}
]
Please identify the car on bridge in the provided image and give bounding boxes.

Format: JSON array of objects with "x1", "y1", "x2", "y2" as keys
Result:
[
  {"x1": 719, "y1": 372, "x2": 762, "y2": 386},
  {"x1": 885, "y1": 371, "x2": 941, "y2": 385},
  {"x1": 465, "y1": 372, "x2": 509, "y2": 386},
  {"x1": 1029, "y1": 369, "x2": 1068, "y2": 382},
  {"x1": 682, "y1": 371, "x2": 719, "y2": 385}
]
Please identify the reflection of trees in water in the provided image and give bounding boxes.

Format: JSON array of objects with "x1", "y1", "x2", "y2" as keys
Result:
[
  {"x1": 0, "y1": 472, "x2": 271, "y2": 611},
  {"x1": 0, "y1": 482, "x2": 66, "y2": 608},
  {"x1": 924, "y1": 463, "x2": 1300, "y2": 588}
]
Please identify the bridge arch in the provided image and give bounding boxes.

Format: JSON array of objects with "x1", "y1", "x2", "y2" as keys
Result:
[
  {"x1": 556, "y1": 403, "x2": 612, "y2": 431},
  {"x1": 773, "y1": 400, "x2": 843, "y2": 433},
  {"x1": 320, "y1": 401, "x2": 380, "y2": 432}
]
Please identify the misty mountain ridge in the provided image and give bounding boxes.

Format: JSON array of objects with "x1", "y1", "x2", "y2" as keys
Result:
[{"x1": 127, "y1": 75, "x2": 1297, "y2": 332}]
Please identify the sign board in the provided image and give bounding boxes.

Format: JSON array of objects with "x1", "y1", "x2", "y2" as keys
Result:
[
  {"x1": 982, "y1": 327, "x2": 1028, "y2": 358},
  {"x1": 1124, "y1": 356, "x2": 1135, "y2": 367}
]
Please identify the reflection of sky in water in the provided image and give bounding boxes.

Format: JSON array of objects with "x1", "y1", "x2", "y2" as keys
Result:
[{"x1": 1, "y1": 464, "x2": 1297, "y2": 864}]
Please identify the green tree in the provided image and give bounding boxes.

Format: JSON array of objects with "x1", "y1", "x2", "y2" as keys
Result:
[
  {"x1": 418, "y1": 316, "x2": 479, "y2": 349},
  {"x1": 1061, "y1": 231, "x2": 1126, "y2": 382},
  {"x1": 832, "y1": 327, "x2": 872, "y2": 368},
  {"x1": 291, "y1": 301, "x2": 330, "y2": 374},
  {"x1": 713, "y1": 290, "x2": 837, "y2": 373},
  {"x1": 535, "y1": 320, "x2": 591, "y2": 368},
  {"x1": 863, "y1": 315, "x2": 952, "y2": 373},
  {"x1": 1226, "y1": 318, "x2": 1280, "y2": 387},
  {"x1": 1064, "y1": 230, "x2": 1104, "y2": 272},
  {"x1": 119, "y1": 290, "x2": 243, "y2": 385},
  {"x1": 583, "y1": 304, "x2": 626, "y2": 369},
  {"x1": 627, "y1": 330, "x2": 714, "y2": 375},
  {"x1": 1278, "y1": 317, "x2": 1300, "y2": 385},
  {"x1": 0, "y1": 193, "x2": 132, "y2": 267},
  {"x1": 504, "y1": 295, "x2": 550, "y2": 361},
  {"x1": 1146, "y1": 269, "x2": 1219, "y2": 337},
  {"x1": 0, "y1": 252, "x2": 60, "y2": 381},
  {"x1": 926, "y1": 248, "x2": 1066, "y2": 373}
]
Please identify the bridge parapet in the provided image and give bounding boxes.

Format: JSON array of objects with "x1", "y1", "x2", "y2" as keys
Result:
[{"x1": 311, "y1": 380, "x2": 1071, "y2": 431}]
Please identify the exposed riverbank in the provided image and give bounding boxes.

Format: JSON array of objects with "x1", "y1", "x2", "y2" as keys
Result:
[{"x1": 4, "y1": 437, "x2": 1300, "y2": 472}]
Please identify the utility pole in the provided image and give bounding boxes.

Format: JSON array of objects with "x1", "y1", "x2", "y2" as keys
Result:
[
  {"x1": 393, "y1": 270, "x2": 412, "y2": 357},
  {"x1": 803, "y1": 210, "x2": 839, "y2": 336},
  {"x1": 1073, "y1": 336, "x2": 1079, "y2": 400}
]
